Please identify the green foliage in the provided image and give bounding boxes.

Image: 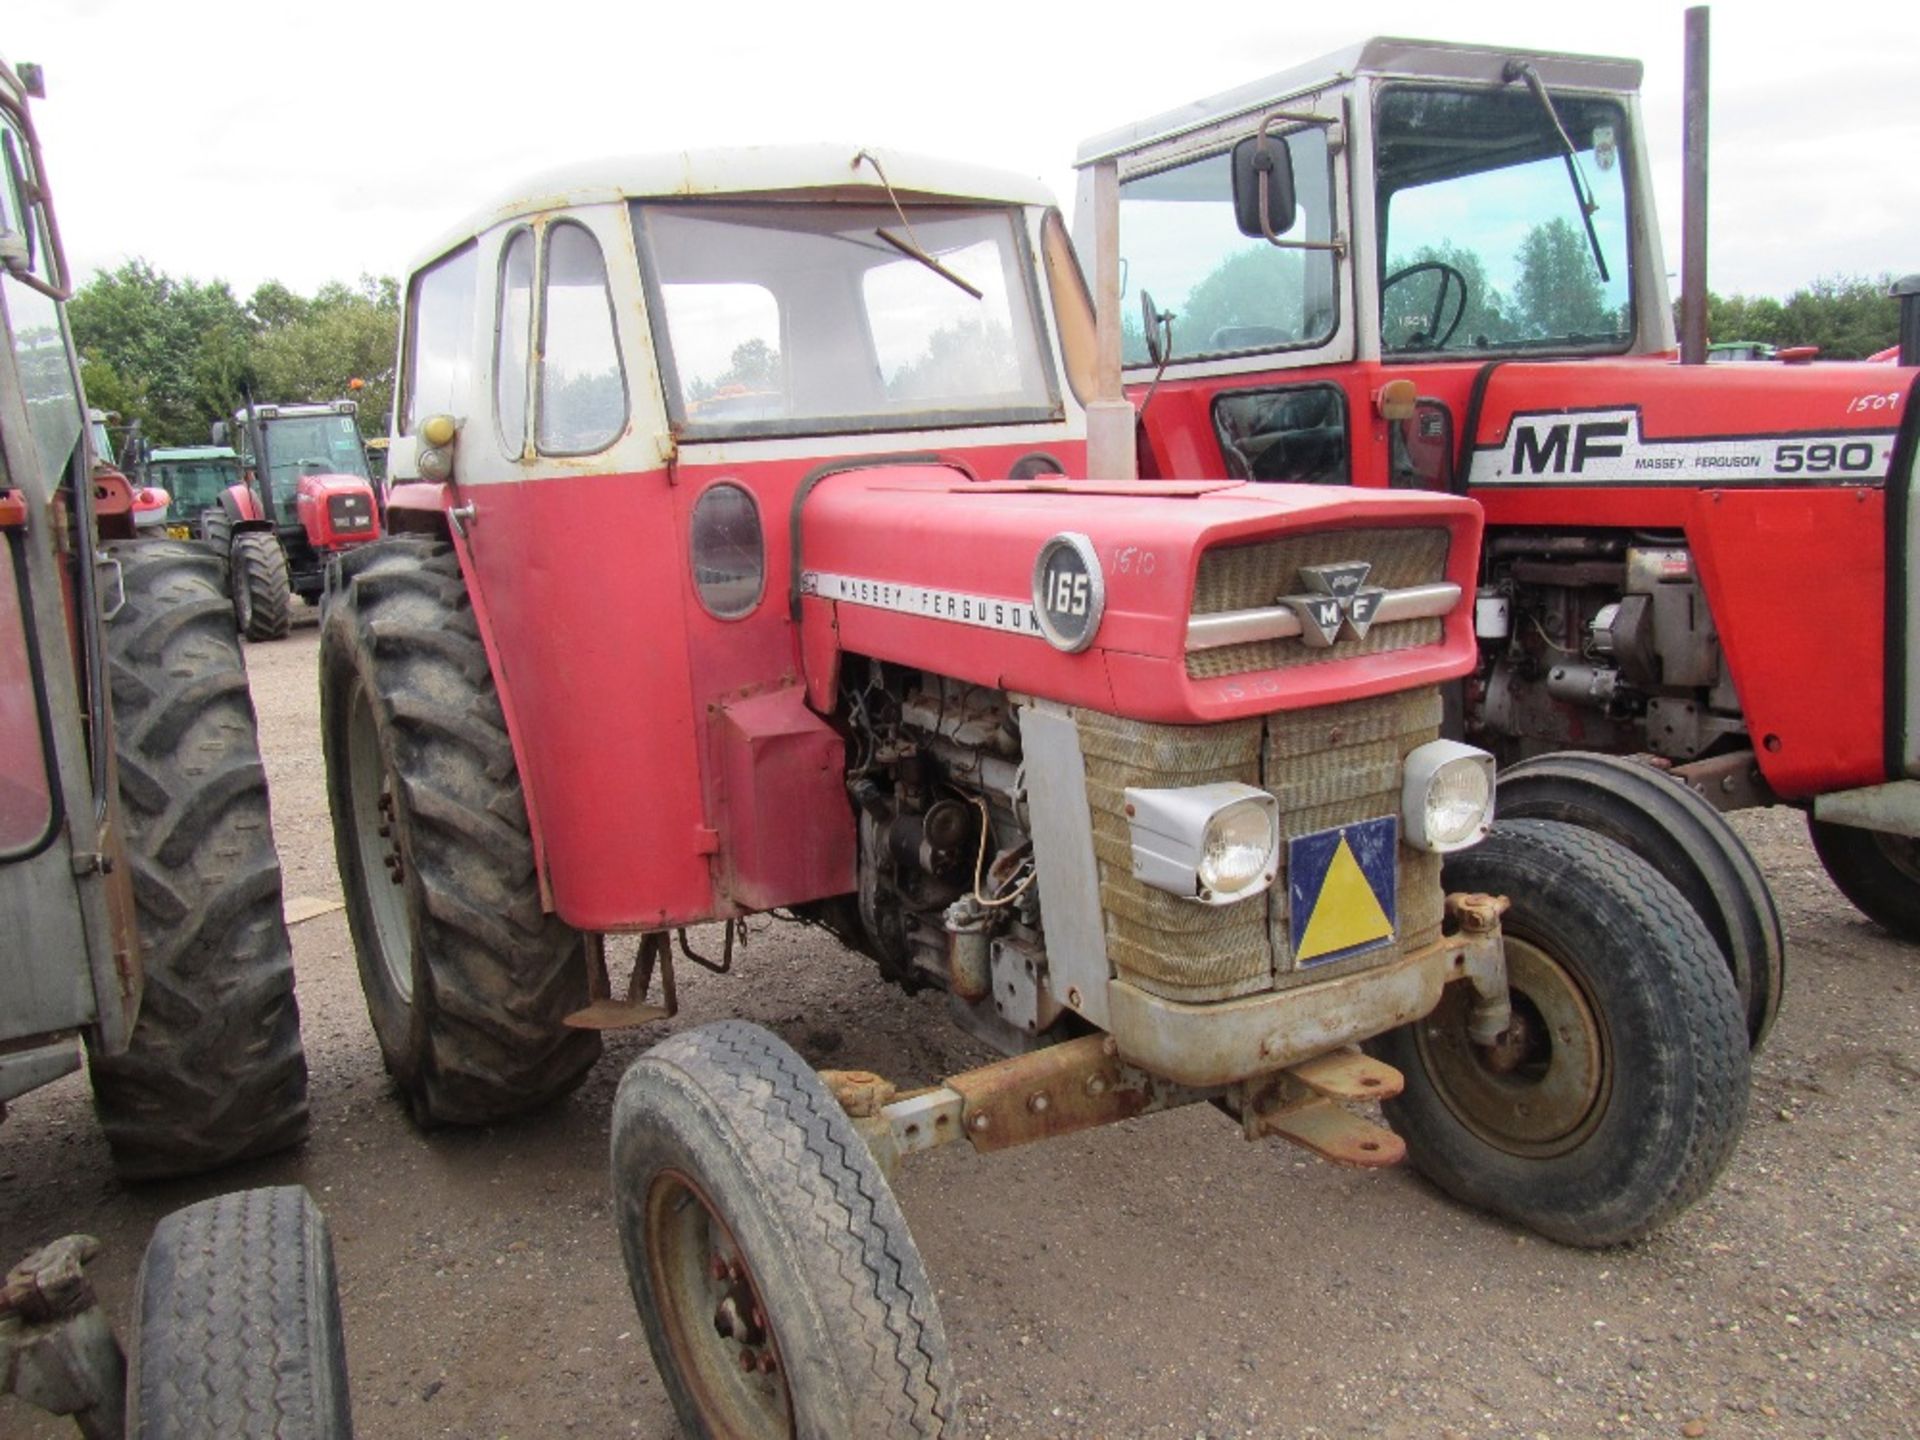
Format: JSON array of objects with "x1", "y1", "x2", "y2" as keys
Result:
[
  {"x1": 1512, "y1": 218, "x2": 1617, "y2": 339},
  {"x1": 66, "y1": 263, "x2": 399, "y2": 445},
  {"x1": 1694, "y1": 275, "x2": 1898, "y2": 359},
  {"x1": 688, "y1": 337, "x2": 781, "y2": 402},
  {"x1": 1171, "y1": 246, "x2": 1305, "y2": 356},
  {"x1": 1383, "y1": 242, "x2": 1508, "y2": 349},
  {"x1": 887, "y1": 318, "x2": 1019, "y2": 400}
]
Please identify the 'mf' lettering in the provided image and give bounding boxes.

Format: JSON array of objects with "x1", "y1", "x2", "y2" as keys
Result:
[{"x1": 1511, "y1": 417, "x2": 1632, "y2": 475}]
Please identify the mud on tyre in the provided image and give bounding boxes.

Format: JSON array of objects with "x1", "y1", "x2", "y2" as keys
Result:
[
  {"x1": 86, "y1": 541, "x2": 308, "y2": 1179},
  {"x1": 319, "y1": 539, "x2": 598, "y2": 1125},
  {"x1": 1370, "y1": 818, "x2": 1750, "y2": 1247},
  {"x1": 612, "y1": 1021, "x2": 957, "y2": 1438}
]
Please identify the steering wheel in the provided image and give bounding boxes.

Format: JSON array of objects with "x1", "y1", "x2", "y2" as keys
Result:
[{"x1": 1382, "y1": 261, "x2": 1469, "y2": 350}]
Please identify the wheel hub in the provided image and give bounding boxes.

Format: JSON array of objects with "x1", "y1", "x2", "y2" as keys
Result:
[
  {"x1": 1415, "y1": 935, "x2": 1609, "y2": 1156},
  {"x1": 646, "y1": 1170, "x2": 792, "y2": 1434}
]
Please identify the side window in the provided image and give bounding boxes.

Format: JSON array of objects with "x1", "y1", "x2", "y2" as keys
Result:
[
  {"x1": 1213, "y1": 385, "x2": 1349, "y2": 485},
  {"x1": 3, "y1": 118, "x2": 83, "y2": 490},
  {"x1": 494, "y1": 230, "x2": 534, "y2": 455},
  {"x1": 537, "y1": 222, "x2": 627, "y2": 455},
  {"x1": 1117, "y1": 128, "x2": 1337, "y2": 366},
  {"x1": 401, "y1": 243, "x2": 478, "y2": 435}
]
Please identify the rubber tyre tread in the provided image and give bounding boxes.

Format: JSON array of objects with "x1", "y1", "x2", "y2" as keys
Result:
[
  {"x1": 319, "y1": 539, "x2": 598, "y2": 1125},
  {"x1": 1372, "y1": 819, "x2": 1750, "y2": 1247},
  {"x1": 613, "y1": 1020, "x2": 958, "y2": 1438},
  {"x1": 232, "y1": 531, "x2": 292, "y2": 641},
  {"x1": 1497, "y1": 751, "x2": 1785, "y2": 1048},
  {"x1": 130, "y1": 1185, "x2": 353, "y2": 1439},
  {"x1": 1807, "y1": 815, "x2": 1920, "y2": 941},
  {"x1": 87, "y1": 541, "x2": 309, "y2": 1179},
  {"x1": 199, "y1": 510, "x2": 234, "y2": 591}
]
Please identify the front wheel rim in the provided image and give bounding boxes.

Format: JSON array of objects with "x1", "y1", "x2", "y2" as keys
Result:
[
  {"x1": 345, "y1": 679, "x2": 414, "y2": 1003},
  {"x1": 1414, "y1": 935, "x2": 1610, "y2": 1157},
  {"x1": 645, "y1": 1169, "x2": 794, "y2": 1438}
]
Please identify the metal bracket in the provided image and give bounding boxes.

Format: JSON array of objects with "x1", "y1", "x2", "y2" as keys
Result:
[{"x1": 564, "y1": 932, "x2": 675, "y2": 1030}]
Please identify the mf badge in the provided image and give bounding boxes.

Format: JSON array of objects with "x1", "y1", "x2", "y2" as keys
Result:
[{"x1": 1280, "y1": 562, "x2": 1388, "y2": 647}]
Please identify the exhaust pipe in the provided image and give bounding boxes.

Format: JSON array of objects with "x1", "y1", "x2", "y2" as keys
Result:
[
  {"x1": 1895, "y1": 274, "x2": 1920, "y2": 366},
  {"x1": 1679, "y1": 6, "x2": 1710, "y2": 365}
]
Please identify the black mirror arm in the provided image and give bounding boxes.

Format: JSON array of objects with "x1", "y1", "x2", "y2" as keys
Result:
[{"x1": 1248, "y1": 109, "x2": 1348, "y2": 259}]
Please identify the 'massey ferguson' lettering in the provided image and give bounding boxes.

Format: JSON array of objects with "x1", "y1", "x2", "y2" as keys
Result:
[
  {"x1": 803, "y1": 571, "x2": 1044, "y2": 638},
  {"x1": 1476, "y1": 407, "x2": 1896, "y2": 487}
]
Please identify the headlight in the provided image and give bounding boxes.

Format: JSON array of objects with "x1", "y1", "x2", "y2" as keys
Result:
[
  {"x1": 1401, "y1": 740, "x2": 1495, "y2": 852},
  {"x1": 1125, "y1": 782, "x2": 1279, "y2": 905}
]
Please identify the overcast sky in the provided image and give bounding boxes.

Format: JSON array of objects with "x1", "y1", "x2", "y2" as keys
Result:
[{"x1": 12, "y1": 0, "x2": 1918, "y2": 303}]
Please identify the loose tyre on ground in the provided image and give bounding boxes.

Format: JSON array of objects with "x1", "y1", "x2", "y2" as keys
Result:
[
  {"x1": 1807, "y1": 816, "x2": 1920, "y2": 942},
  {"x1": 130, "y1": 1186, "x2": 353, "y2": 1439},
  {"x1": 1496, "y1": 751, "x2": 1785, "y2": 1048},
  {"x1": 319, "y1": 539, "x2": 598, "y2": 1125},
  {"x1": 86, "y1": 540, "x2": 308, "y2": 1179},
  {"x1": 613, "y1": 1021, "x2": 957, "y2": 1439},
  {"x1": 1370, "y1": 819, "x2": 1749, "y2": 1248},
  {"x1": 231, "y1": 531, "x2": 292, "y2": 641}
]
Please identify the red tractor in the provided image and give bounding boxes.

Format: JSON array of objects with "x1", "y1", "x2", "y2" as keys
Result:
[
  {"x1": 202, "y1": 396, "x2": 383, "y2": 640},
  {"x1": 330, "y1": 144, "x2": 1749, "y2": 1435},
  {"x1": 1072, "y1": 36, "x2": 1918, "y2": 995}
]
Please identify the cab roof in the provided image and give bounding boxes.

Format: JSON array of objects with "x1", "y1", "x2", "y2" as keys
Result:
[
  {"x1": 1076, "y1": 36, "x2": 1644, "y2": 165},
  {"x1": 409, "y1": 144, "x2": 1058, "y2": 273}
]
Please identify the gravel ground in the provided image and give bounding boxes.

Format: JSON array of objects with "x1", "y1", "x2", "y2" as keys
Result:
[{"x1": 3, "y1": 614, "x2": 1916, "y2": 1438}]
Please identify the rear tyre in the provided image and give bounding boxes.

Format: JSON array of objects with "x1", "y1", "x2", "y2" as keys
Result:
[
  {"x1": 87, "y1": 541, "x2": 308, "y2": 1179},
  {"x1": 1497, "y1": 751, "x2": 1785, "y2": 1048},
  {"x1": 1371, "y1": 819, "x2": 1749, "y2": 1247},
  {"x1": 319, "y1": 539, "x2": 598, "y2": 1125},
  {"x1": 232, "y1": 531, "x2": 292, "y2": 641},
  {"x1": 130, "y1": 1186, "x2": 353, "y2": 1439},
  {"x1": 613, "y1": 1021, "x2": 958, "y2": 1438},
  {"x1": 1807, "y1": 816, "x2": 1920, "y2": 941}
]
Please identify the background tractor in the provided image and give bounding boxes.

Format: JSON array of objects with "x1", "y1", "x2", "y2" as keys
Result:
[
  {"x1": 1072, "y1": 31, "x2": 1918, "y2": 997},
  {"x1": 202, "y1": 396, "x2": 382, "y2": 640},
  {"x1": 334, "y1": 143, "x2": 1749, "y2": 1436},
  {"x1": 0, "y1": 54, "x2": 345, "y2": 1439}
]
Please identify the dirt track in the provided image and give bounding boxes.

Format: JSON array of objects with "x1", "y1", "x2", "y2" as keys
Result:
[{"x1": 4, "y1": 615, "x2": 1917, "y2": 1438}]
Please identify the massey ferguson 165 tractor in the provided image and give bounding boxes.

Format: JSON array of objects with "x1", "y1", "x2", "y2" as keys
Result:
[
  {"x1": 202, "y1": 396, "x2": 382, "y2": 641},
  {"x1": 1, "y1": 57, "x2": 345, "y2": 1438},
  {"x1": 332, "y1": 144, "x2": 1748, "y2": 1435},
  {"x1": 1073, "y1": 36, "x2": 1920, "y2": 1001}
]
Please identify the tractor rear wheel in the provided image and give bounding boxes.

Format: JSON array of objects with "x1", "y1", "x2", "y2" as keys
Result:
[
  {"x1": 1497, "y1": 751, "x2": 1785, "y2": 1048},
  {"x1": 613, "y1": 1021, "x2": 957, "y2": 1438},
  {"x1": 1371, "y1": 819, "x2": 1749, "y2": 1247},
  {"x1": 231, "y1": 531, "x2": 292, "y2": 641},
  {"x1": 1807, "y1": 817, "x2": 1920, "y2": 941},
  {"x1": 87, "y1": 541, "x2": 309, "y2": 1179},
  {"x1": 319, "y1": 539, "x2": 599, "y2": 1125},
  {"x1": 198, "y1": 509, "x2": 233, "y2": 590}
]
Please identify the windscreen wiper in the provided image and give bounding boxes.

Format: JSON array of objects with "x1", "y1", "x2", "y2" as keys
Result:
[
  {"x1": 1502, "y1": 59, "x2": 1611, "y2": 284},
  {"x1": 854, "y1": 149, "x2": 984, "y2": 300}
]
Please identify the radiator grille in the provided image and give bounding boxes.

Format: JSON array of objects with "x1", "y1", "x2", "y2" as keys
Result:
[
  {"x1": 1076, "y1": 688, "x2": 1445, "y2": 1004},
  {"x1": 1188, "y1": 527, "x2": 1450, "y2": 679}
]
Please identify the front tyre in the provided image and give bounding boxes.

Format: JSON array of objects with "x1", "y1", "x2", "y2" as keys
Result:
[
  {"x1": 613, "y1": 1021, "x2": 958, "y2": 1439},
  {"x1": 88, "y1": 541, "x2": 308, "y2": 1179},
  {"x1": 1372, "y1": 819, "x2": 1749, "y2": 1247},
  {"x1": 130, "y1": 1186, "x2": 353, "y2": 1439},
  {"x1": 231, "y1": 531, "x2": 292, "y2": 641},
  {"x1": 319, "y1": 540, "x2": 598, "y2": 1125},
  {"x1": 1807, "y1": 816, "x2": 1920, "y2": 941}
]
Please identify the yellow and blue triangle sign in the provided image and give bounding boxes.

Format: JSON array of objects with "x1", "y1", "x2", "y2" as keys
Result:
[{"x1": 1288, "y1": 817, "x2": 1398, "y2": 966}]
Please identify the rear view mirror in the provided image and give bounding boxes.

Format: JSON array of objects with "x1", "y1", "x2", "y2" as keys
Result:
[{"x1": 1232, "y1": 134, "x2": 1297, "y2": 241}]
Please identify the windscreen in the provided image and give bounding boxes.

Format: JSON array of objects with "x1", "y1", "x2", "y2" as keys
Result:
[
  {"x1": 1375, "y1": 85, "x2": 1633, "y2": 354},
  {"x1": 154, "y1": 459, "x2": 238, "y2": 518},
  {"x1": 259, "y1": 414, "x2": 370, "y2": 491},
  {"x1": 635, "y1": 200, "x2": 1059, "y2": 440}
]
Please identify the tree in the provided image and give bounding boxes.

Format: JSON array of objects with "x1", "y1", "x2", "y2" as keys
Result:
[
  {"x1": 248, "y1": 276, "x2": 399, "y2": 436},
  {"x1": 1511, "y1": 218, "x2": 1617, "y2": 339},
  {"x1": 1682, "y1": 274, "x2": 1897, "y2": 359},
  {"x1": 67, "y1": 261, "x2": 253, "y2": 442}
]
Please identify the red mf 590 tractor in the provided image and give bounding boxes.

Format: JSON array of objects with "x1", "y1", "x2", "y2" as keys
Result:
[
  {"x1": 1073, "y1": 36, "x2": 1919, "y2": 989},
  {"x1": 203, "y1": 396, "x2": 382, "y2": 640},
  {"x1": 329, "y1": 144, "x2": 1749, "y2": 1435}
]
